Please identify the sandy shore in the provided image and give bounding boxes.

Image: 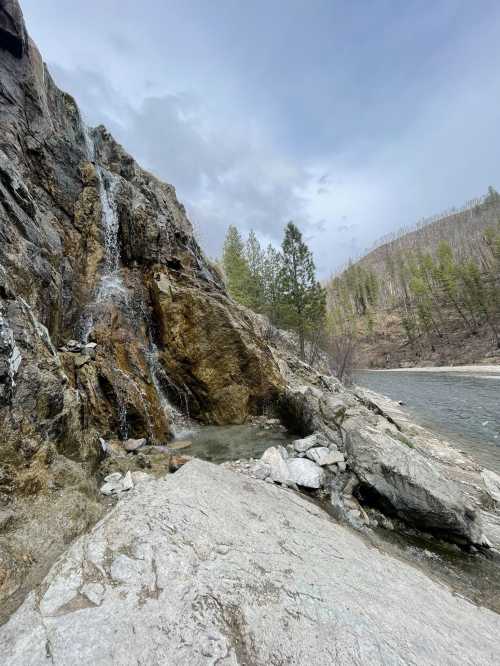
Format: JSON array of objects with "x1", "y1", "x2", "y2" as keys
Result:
[{"x1": 361, "y1": 364, "x2": 500, "y2": 375}]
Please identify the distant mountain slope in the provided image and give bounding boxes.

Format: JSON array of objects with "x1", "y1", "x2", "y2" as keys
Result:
[
  {"x1": 355, "y1": 192, "x2": 500, "y2": 306},
  {"x1": 328, "y1": 190, "x2": 500, "y2": 368}
]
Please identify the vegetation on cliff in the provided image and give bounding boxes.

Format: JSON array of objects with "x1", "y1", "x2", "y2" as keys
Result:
[{"x1": 222, "y1": 222, "x2": 326, "y2": 362}]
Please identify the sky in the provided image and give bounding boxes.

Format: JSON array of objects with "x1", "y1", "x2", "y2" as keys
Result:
[{"x1": 21, "y1": 0, "x2": 500, "y2": 276}]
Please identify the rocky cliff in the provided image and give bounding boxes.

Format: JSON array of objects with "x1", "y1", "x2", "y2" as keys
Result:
[{"x1": 0, "y1": 0, "x2": 281, "y2": 612}]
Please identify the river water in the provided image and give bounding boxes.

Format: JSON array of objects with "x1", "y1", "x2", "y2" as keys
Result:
[{"x1": 355, "y1": 368, "x2": 500, "y2": 473}]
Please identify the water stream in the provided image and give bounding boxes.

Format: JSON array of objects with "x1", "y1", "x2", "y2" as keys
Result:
[{"x1": 355, "y1": 368, "x2": 500, "y2": 472}]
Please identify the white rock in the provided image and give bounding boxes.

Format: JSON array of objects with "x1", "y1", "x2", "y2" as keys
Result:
[
  {"x1": 287, "y1": 458, "x2": 325, "y2": 489},
  {"x1": 293, "y1": 434, "x2": 318, "y2": 453},
  {"x1": 122, "y1": 471, "x2": 134, "y2": 491},
  {"x1": 100, "y1": 482, "x2": 118, "y2": 496},
  {"x1": 482, "y1": 470, "x2": 500, "y2": 503},
  {"x1": 277, "y1": 445, "x2": 288, "y2": 459},
  {"x1": 261, "y1": 447, "x2": 289, "y2": 484},
  {"x1": 306, "y1": 447, "x2": 345, "y2": 466}
]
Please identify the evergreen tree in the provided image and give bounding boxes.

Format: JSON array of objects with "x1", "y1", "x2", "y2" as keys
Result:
[
  {"x1": 245, "y1": 230, "x2": 265, "y2": 312},
  {"x1": 222, "y1": 226, "x2": 251, "y2": 305},
  {"x1": 261, "y1": 243, "x2": 284, "y2": 326},
  {"x1": 280, "y1": 222, "x2": 325, "y2": 360}
]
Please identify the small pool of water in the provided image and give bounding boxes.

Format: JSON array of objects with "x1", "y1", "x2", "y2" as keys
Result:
[{"x1": 186, "y1": 424, "x2": 294, "y2": 464}]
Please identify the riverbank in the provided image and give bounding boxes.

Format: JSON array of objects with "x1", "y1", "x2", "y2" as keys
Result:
[{"x1": 360, "y1": 364, "x2": 500, "y2": 374}]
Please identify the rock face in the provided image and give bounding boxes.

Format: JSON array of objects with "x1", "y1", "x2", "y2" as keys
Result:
[
  {"x1": 0, "y1": 0, "x2": 283, "y2": 607},
  {"x1": 344, "y1": 420, "x2": 486, "y2": 545},
  {"x1": 1, "y1": 460, "x2": 499, "y2": 665}
]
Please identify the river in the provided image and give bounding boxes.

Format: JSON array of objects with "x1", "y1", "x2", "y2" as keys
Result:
[{"x1": 354, "y1": 367, "x2": 500, "y2": 473}]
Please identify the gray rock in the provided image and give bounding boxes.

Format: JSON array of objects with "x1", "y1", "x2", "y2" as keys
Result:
[
  {"x1": 261, "y1": 446, "x2": 289, "y2": 484},
  {"x1": 252, "y1": 463, "x2": 271, "y2": 480},
  {"x1": 482, "y1": 470, "x2": 500, "y2": 503},
  {"x1": 287, "y1": 457, "x2": 325, "y2": 489},
  {"x1": 293, "y1": 433, "x2": 318, "y2": 453},
  {"x1": 344, "y1": 422, "x2": 486, "y2": 546},
  {"x1": 2, "y1": 460, "x2": 499, "y2": 665},
  {"x1": 306, "y1": 446, "x2": 345, "y2": 466},
  {"x1": 320, "y1": 394, "x2": 347, "y2": 424},
  {"x1": 123, "y1": 438, "x2": 147, "y2": 452}
]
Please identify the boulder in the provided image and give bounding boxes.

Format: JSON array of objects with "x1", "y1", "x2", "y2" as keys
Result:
[
  {"x1": 1, "y1": 460, "x2": 499, "y2": 665},
  {"x1": 261, "y1": 446, "x2": 289, "y2": 484},
  {"x1": 286, "y1": 458, "x2": 325, "y2": 489},
  {"x1": 306, "y1": 446, "x2": 345, "y2": 466},
  {"x1": 320, "y1": 394, "x2": 347, "y2": 425},
  {"x1": 100, "y1": 471, "x2": 134, "y2": 496},
  {"x1": 344, "y1": 422, "x2": 486, "y2": 546},
  {"x1": 123, "y1": 438, "x2": 147, "y2": 452},
  {"x1": 293, "y1": 433, "x2": 318, "y2": 453}
]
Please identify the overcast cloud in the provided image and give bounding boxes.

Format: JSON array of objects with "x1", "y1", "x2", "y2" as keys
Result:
[{"x1": 22, "y1": 0, "x2": 500, "y2": 276}]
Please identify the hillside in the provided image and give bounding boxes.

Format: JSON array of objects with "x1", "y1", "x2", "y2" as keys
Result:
[{"x1": 329, "y1": 192, "x2": 500, "y2": 368}]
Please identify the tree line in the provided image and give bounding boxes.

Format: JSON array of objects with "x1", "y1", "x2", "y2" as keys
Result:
[
  {"x1": 327, "y1": 217, "x2": 500, "y2": 355},
  {"x1": 222, "y1": 223, "x2": 326, "y2": 362}
]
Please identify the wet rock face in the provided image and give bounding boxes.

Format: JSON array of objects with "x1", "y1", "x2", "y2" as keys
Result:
[{"x1": 151, "y1": 275, "x2": 282, "y2": 423}]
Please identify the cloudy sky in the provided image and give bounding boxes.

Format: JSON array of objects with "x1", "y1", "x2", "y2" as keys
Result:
[{"x1": 22, "y1": 0, "x2": 500, "y2": 276}]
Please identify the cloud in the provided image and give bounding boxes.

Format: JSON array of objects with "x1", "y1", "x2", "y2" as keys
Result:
[
  {"x1": 27, "y1": 0, "x2": 500, "y2": 277},
  {"x1": 50, "y1": 65, "x2": 314, "y2": 259}
]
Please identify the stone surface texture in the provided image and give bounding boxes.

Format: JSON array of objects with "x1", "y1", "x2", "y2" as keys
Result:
[{"x1": 1, "y1": 460, "x2": 499, "y2": 666}]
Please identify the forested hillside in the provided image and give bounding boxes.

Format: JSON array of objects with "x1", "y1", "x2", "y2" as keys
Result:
[{"x1": 328, "y1": 189, "x2": 500, "y2": 368}]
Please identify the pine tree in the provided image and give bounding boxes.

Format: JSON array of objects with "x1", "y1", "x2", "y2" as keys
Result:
[
  {"x1": 280, "y1": 222, "x2": 325, "y2": 360},
  {"x1": 261, "y1": 244, "x2": 284, "y2": 326},
  {"x1": 245, "y1": 230, "x2": 265, "y2": 312},
  {"x1": 222, "y1": 226, "x2": 251, "y2": 305}
]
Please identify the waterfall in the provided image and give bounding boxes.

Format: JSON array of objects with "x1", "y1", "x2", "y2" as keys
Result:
[
  {"x1": 80, "y1": 125, "x2": 126, "y2": 342},
  {"x1": 83, "y1": 125, "x2": 121, "y2": 282},
  {"x1": 79, "y1": 123, "x2": 192, "y2": 441}
]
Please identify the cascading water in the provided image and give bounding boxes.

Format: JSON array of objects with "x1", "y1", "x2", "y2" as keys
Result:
[
  {"x1": 80, "y1": 123, "x2": 191, "y2": 441},
  {"x1": 80, "y1": 125, "x2": 127, "y2": 342}
]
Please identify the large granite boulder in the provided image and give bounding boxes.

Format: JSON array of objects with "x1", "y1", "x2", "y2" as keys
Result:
[
  {"x1": 344, "y1": 421, "x2": 486, "y2": 546},
  {"x1": 1, "y1": 460, "x2": 499, "y2": 665}
]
